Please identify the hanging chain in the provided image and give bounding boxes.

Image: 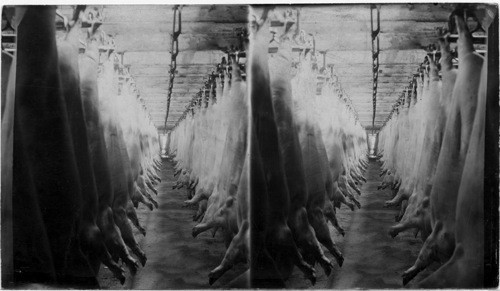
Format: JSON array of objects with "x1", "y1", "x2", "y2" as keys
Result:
[
  {"x1": 164, "y1": 5, "x2": 182, "y2": 133},
  {"x1": 370, "y1": 4, "x2": 380, "y2": 131}
]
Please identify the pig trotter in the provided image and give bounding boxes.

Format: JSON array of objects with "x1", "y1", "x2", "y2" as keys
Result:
[
  {"x1": 208, "y1": 263, "x2": 230, "y2": 286},
  {"x1": 337, "y1": 254, "x2": 344, "y2": 267},
  {"x1": 402, "y1": 266, "x2": 421, "y2": 286},
  {"x1": 318, "y1": 257, "x2": 334, "y2": 277},
  {"x1": 353, "y1": 198, "x2": 361, "y2": 209},
  {"x1": 183, "y1": 197, "x2": 200, "y2": 207},
  {"x1": 192, "y1": 222, "x2": 215, "y2": 238},
  {"x1": 125, "y1": 257, "x2": 140, "y2": 275},
  {"x1": 119, "y1": 274, "x2": 126, "y2": 285},
  {"x1": 309, "y1": 273, "x2": 317, "y2": 286},
  {"x1": 107, "y1": 263, "x2": 126, "y2": 285},
  {"x1": 152, "y1": 199, "x2": 159, "y2": 209},
  {"x1": 136, "y1": 249, "x2": 147, "y2": 267}
]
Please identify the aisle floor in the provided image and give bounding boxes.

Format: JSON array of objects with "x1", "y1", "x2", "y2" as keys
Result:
[
  {"x1": 289, "y1": 160, "x2": 438, "y2": 288},
  {"x1": 98, "y1": 159, "x2": 245, "y2": 289},
  {"x1": 326, "y1": 160, "x2": 439, "y2": 288}
]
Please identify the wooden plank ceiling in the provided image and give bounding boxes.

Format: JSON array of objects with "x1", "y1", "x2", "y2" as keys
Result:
[
  {"x1": 104, "y1": 5, "x2": 248, "y2": 132},
  {"x1": 296, "y1": 4, "x2": 455, "y2": 130},
  {"x1": 60, "y1": 5, "x2": 248, "y2": 132},
  {"x1": 61, "y1": 4, "x2": 457, "y2": 132}
]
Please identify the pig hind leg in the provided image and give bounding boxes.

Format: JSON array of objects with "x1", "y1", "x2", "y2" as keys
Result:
[
  {"x1": 267, "y1": 223, "x2": 317, "y2": 285},
  {"x1": 385, "y1": 187, "x2": 408, "y2": 207},
  {"x1": 348, "y1": 180, "x2": 362, "y2": 195},
  {"x1": 402, "y1": 225, "x2": 442, "y2": 285},
  {"x1": 395, "y1": 200, "x2": 408, "y2": 222},
  {"x1": 138, "y1": 184, "x2": 158, "y2": 209},
  {"x1": 208, "y1": 221, "x2": 249, "y2": 285},
  {"x1": 334, "y1": 190, "x2": 355, "y2": 211},
  {"x1": 290, "y1": 208, "x2": 334, "y2": 276},
  {"x1": 145, "y1": 178, "x2": 158, "y2": 195},
  {"x1": 98, "y1": 208, "x2": 140, "y2": 274},
  {"x1": 126, "y1": 202, "x2": 146, "y2": 236},
  {"x1": 132, "y1": 184, "x2": 154, "y2": 211},
  {"x1": 308, "y1": 207, "x2": 344, "y2": 267},
  {"x1": 416, "y1": 245, "x2": 471, "y2": 288},
  {"x1": 193, "y1": 200, "x2": 207, "y2": 222},
  {"x1": 324, "y1": 201, "x2": 345, "y2": 236},
  {"x1": 341, "y1": 188, "x2": 361, "y2": 209},
  {"x1": 184, "y1": 187, "x2": 208, "y2": 206},
  {"x1": 81, "y1": 223, "x2": 126, "y2": 284},
  {"x1": 114, "y1": 207, "x2": 147, "y2": 266}
]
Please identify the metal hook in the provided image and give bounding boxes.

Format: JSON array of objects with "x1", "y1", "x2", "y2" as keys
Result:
[{"x1": 55, "y1": 9, "x2": 69, "y2": 31}]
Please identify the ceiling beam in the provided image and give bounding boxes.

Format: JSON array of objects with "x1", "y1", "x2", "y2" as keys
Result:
[
  {"x1": 302, "y1": 20, "x2": 446, "y2": 35},
  {"x1": 102, "y1": 5, "x2": 248, "y2": 23},
  {"x1": 123, "y1": 51, "x2": 225, "y2": 66},
  {"x1": 298, "y1": 4, "x2": 453, "y2": 22}
]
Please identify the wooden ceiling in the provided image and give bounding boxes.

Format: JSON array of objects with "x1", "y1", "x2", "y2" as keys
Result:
[
  {"x1": 103, "y1": 5, "x2": 248, "y2": 132},
  {"x1": 296, "y1": 4, "x2": 455, "y2": 130},
  {"x1": 60, "y1": 5, "x2": 248, "y2": 132},
  {"x1": 60, "y1": 4, "x2": 458, "y2": 132}
]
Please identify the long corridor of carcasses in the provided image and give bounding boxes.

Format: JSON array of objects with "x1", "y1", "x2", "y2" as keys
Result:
[
  {"x1": 98, "y1": 159, "x2": 436, "y2": 289},
  {"x1": 1, "y1": 4, "x2": 498, "y2": 290},
  {"x1": 97, "y1": 161, "x2": 246, "y2": 289}
]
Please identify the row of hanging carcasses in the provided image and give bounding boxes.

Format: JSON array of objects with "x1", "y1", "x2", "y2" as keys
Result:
[
  {"x1": 167, "y1": 9, "x2": 369, "y2": 286},
  {"x1": 377, "y1": 12, "x2": 489, "y2": 288},
  {"x1": 1, "y1": 6, "x2": 162, "y2": 287}
]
